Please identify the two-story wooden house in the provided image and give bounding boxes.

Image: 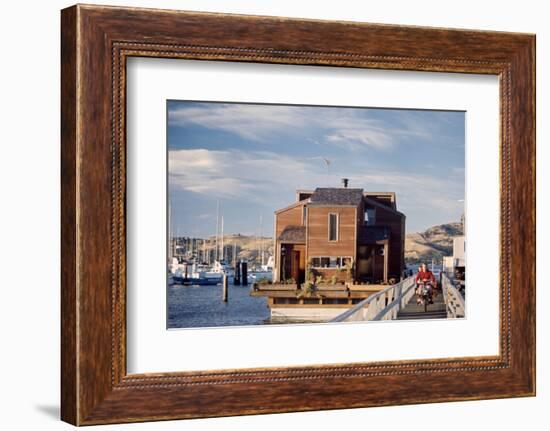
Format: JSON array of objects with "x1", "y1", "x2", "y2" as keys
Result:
[{"x1": 273, "y1": 179, "x2": 405, "y2": 286}]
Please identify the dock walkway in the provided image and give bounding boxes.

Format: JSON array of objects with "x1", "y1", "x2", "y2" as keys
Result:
[{"x1": 396, "y1": 288, "x2": 447, "y2": 320}]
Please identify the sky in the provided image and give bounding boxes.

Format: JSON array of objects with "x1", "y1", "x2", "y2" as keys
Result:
[{"x1": 167, "y1": 100, "x2": 465, "y2": 238}]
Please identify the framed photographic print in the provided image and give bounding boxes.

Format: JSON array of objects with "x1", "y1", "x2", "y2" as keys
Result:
[
  {"x1": 164, "y1": 100, "x2": 465, "y2": 329},
  {"x1": 61, "y1": 4, "x2": 535, "y2": 425}
]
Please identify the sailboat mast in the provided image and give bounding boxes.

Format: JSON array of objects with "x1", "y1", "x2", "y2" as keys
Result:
[
  {"x1": 168, "y1": 201, "x2": 172, "y2": 261},
  {"x1": 176, "y1": 227, "x2": 180, "y2": 260},
  {"x1": 259, "y1": 213, "x2": 264, "y2": 266},
  {"x1": 220, "y1": 215, "x2": 224, "y2": 261},
  {"x1": 215, "y1": 200, "x2": 219, "y2": 262}
]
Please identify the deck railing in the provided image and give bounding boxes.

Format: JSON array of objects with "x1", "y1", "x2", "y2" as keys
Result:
[
  {"x1": 330, "y1": 276, "x2": 416, "y2": 322},
  {"x1": 441, "y1": 273, "x2": 465, "y2": 318}
]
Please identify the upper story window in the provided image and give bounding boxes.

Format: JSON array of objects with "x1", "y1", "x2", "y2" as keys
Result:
[
  {"x1": 364, "y1": 208, "x2": 376, "y2": 226},
  {"x1": 328, "y1": 213, "x2": 339, "y2": 241},
  {"x1": 302, "y1": 205, "x2": 308, "y2": 225}
]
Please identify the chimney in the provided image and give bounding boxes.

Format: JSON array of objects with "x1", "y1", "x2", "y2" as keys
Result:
[{"x1": 341, "y1": 178, "x2": 349, "y2": 188}]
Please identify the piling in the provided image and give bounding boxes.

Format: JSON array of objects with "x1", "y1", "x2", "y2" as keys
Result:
[
  {"x1": 241, "y1": 261, "x2": 248, "y2": 286},
  {"x1": 234, "y1": 261, "x2": 241, "y2": 285},
  {"x1": 222, "y1": 274, "x2": 228, "y2": 302}
]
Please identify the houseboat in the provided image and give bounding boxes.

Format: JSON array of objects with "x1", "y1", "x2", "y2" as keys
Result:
[{"x1": 251, "y1": 179, "x2": 406, "y2": 320}]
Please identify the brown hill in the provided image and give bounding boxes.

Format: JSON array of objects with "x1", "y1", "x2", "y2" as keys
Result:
[
  {"x1": 201, "y1": 233, "x2": 274, "y2": 265},
  {"x1": 405, "y1": 222, "x2": 463, "y2": 264},
  {"x1": 226, "y1": 234, "x2": 273, "y2": 264},
  {"x1": 184, "y1": 221, "x2": 462, "y2": 266}
]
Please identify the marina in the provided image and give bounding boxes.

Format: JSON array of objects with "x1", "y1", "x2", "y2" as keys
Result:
[
  {"x1": 168, "y1": 270, "x2": 466, "y2": 328},
  {"x1": 167, "y1": 181, "x2": 466, "y2": 328},
  {"x1": 165, "y1": 101, "x2": 466, "y2": 329}
]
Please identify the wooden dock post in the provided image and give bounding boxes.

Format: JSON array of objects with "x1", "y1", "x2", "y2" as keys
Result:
[
  {"x1": 234, "y1": 261, "x2": 241, "y2": 285},
  {"x1": 241, "y1": 261, "x2": 248, "y2": 286},
  {"x1": 222, "y1": 274, "x2": 228, "y2": 302}
]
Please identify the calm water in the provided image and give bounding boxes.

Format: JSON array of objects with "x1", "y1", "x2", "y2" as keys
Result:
[{"x1": 167, "y1": 282, "x2": 271, "y2": 329}]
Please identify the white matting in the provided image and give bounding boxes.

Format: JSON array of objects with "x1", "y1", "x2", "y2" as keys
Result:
[{"x1": 126, "y1": 58, "x2": 500, "y2": 373}]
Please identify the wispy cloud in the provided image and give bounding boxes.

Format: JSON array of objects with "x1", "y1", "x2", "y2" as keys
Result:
[
  {"x1": 169, "y1": 147, "x2": 463, "y2": 227},
  {"x1": 168, "y1": 103, "x2": 408, "y2": 152},
  {"x1": 169, "y1": 148, "x2": 322, "y2": 203},
  {"x1": 351, "y1": 171, "x2": 463, "y2": 214},
  {"x1": 169, "y1": 104, "x2": 298, "y2": 142},
  {"x1": 325, "y1": 128, "x2": 393, "y2": 151},
  {"x1": 167, "y1": 102, "x2": 465, "y2": 234}
]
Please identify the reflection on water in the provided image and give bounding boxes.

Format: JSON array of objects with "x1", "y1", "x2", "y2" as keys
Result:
[
  {"x1": 167, "y1": 283, "x2": 325, "y2": 329},
  {"x1": 167, "y1": 283, "x2": 271, "y2": 329}
]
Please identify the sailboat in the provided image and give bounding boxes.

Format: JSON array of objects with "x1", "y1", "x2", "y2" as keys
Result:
[
  {"x1": 248, "y1": 214, "x2": 273, "y2": 283},
  {"x1": 169, "y1": 201, "x2": 225, "y2": 286},
  {"x1": 212, "y1": 213, "x2": 235, "y2": 277}
]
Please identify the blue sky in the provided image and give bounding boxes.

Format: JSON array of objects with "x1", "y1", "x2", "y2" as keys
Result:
[{"x1": 168, "y1": 100, "x2": 465, "y2": 238}]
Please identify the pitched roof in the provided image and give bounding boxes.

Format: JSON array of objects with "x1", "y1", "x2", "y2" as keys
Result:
[
  {"x1": 309, "y1": 187, "x2": 364, "y2": 206},
  {"x1": 364, "y1": 197, "x2": 405, "y2": 218},
  {"x1": 363, "y1": 192, "x2": 396, "y2": 210},
  {"x1": 274, "y1": 199, "x2": 307, "y2": 215},
  {"x1": 277, "y1": 225, "x2": 306, "y2": 243}
]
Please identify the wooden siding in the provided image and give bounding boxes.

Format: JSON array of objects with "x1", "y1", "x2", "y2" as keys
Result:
[
  {"x1": 306, "y1": 206, "x2": 356, "y2": 262},
  {"x1": 274, "y1": 204, "x2": 305, "y2": 282},
  {"x1": 275, "y1": 199, "x2": 404, "y2": 283},
  {"x1": 366, "y1": 203, "x2": 405, "y2": 279},
  {"x1": 356, "y1": 200, "x2": 365, "y2": 227},
  {"x1": 275, "y1": 204, "x2": 304, "y2": 239}
]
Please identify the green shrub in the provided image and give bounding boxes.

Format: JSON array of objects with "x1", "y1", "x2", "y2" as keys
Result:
[{"x1": 297, "y1": 281, "x2": 317, "y2": 298}]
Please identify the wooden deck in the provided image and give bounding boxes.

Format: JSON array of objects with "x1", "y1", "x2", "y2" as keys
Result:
[{"x1": 396, "y1": 289, "x2": 447, "y2": 320}]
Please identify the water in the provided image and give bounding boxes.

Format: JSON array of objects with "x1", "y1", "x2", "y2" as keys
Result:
[{"x1": 167, "y1": 282, "x2": 271, "y2": 329}]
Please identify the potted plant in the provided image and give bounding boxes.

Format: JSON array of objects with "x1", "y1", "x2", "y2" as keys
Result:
[
  {"x1": 306, "y1": 259, "x2": 315, "y2": 284},
  {"x1": 297, "y1": 280, "x2": 317, "y2": 298},
  {"x1": 345, "y1": 257, "x2": 355, "y2": 284},
  {"x1": 314, "y1": 273, "x2": 347, "y2": 291}
]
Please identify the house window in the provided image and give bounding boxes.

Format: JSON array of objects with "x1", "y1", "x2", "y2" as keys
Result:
[
  {"x1": 302, "y1": 205, "x2": 308, "y2": 225},
  {"x1": 336, "y1": 257, "x2": 352, "y2": 268},
  {"x1": 311, "y1": 256, "x2": 352, "y2": 268},
  {"x1": 310, "y1": 257, "x2": 331, "y2": 268},
  {"x1": 328, "y1": 213, "x2": 338, "y2": 241},
  {"x1": 365, "y1": 208, "x2": 376, "y2": 226},
  {"x1": 311, "y1": 257, "x2": 330, "y2": 268}
]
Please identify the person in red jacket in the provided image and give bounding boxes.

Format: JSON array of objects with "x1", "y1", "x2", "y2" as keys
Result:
[{"x1": 415, "y1": 263, "x2": 436, "y2": 305}]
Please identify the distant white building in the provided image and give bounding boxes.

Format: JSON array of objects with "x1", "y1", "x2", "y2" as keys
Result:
[
  {"x1": 453, "y1": 236, "x2": 465, "y2": 266},
  {"x1": 443, "y1": 236, "x2": 465, "y2": 273}
]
